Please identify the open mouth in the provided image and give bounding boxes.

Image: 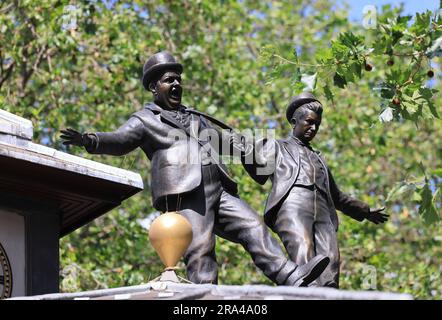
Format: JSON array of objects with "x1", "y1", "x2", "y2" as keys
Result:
[{"x1": 169, "y1": 86, "x2": 182, "y2": 102}]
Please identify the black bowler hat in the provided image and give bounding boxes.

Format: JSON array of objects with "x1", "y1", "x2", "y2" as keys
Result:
[
  {"x1": 286, "y1": 92, "x2": 321, "y2": 122},
  {"x1": 141, "y1": 51, "x2": 183, "y2": 90}
]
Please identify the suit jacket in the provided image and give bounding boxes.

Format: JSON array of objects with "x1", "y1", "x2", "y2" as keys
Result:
[
  {"x1": 243, "y1": 136, "x2": 369, "y2": 231},
  {"x1": 86, "y1": 102, "x2": 238, "y2": 210}
]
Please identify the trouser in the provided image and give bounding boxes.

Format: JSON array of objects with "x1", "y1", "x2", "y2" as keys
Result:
[
  {"x1": 272, "y1": 186, "x2": 339, "y2": 288},
  {"x1": 174, "y1": 163, "x2": 298, "y2": 285}
]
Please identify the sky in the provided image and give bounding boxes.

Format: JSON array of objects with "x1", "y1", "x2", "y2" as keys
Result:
[{"x1": 343, "y1": 0, "x2": 440, "y2": 22}]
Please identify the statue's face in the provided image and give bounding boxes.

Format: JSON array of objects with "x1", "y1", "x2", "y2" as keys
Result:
[
  {"x1": 292, "y1": 109, "x2": 321, "y2": 143},
  {"x1": 152, "y1": 71, "x2": 182, "y2": 110}
]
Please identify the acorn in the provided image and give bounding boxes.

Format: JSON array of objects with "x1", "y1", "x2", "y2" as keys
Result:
[
  {"x1": 427, "y1": 70, "x2": 434, "y2": 78},
  {"x1": 364, "y1": 62, "x2": 373, "y2": 71},
  {"x1": 392, "y1": 98, "x2": 401, "y2": 106}
]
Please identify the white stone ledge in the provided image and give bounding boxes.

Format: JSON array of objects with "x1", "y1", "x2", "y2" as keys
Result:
[
  {"x1": 0, "y1": 108, "x2": 143, "y2": 190},
  {"x1": 7, "y1": 282, "x2": 414, "y2": 300},
  {"x1": 0, "y1": 138, "x2": 143, "y2": 189},
  {"x1": 0, "y1": 109, "x2": 33, "y2": 140}
]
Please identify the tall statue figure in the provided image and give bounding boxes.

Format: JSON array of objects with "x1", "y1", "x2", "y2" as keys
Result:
[
  {"x1": 61, "y1": 52, "x2": 329, "y2": 286},
  {"x1": 243, "y1": 92, "x2": 388, "y2": 288}
]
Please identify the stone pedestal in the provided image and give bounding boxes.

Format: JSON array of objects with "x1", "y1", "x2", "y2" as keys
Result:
[{"x1": 0, "y1": 109, "x2": 143, "y2": 298}]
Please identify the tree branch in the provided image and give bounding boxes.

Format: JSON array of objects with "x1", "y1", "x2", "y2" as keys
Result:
[
  {"x1": 270, "y1": 93, "x2": 280, "y2": 113},
  {"x1": 21, "y1": 44, "x2": 48, "y2": 94},
  {"x1": 0, "y1": 61, "x2": 15, "y2": 90},
  {"x1": 0, "y1": 2, "x2": 14, "y2": 13},
  {"x1": 246, "y1": 41, "x2": 258, "y2": 58}
]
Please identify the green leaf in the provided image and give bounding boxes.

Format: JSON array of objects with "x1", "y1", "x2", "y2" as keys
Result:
[
  {"x1": 291, "y1": 81, "x2": 306, "y2": 94},
  {"x1": 338, "y1": 31, "x2": 363, "y2": 48},
  {"x1": 418, "y1": 183, "x2": 441, "y2": 226},
  {"x1": 402, "y1": 100, "x2": 419, "y2": 115},
  {"x1": 430, "y1": 168, "x2": 442, "y2": 176},
  {"x1": 259, "y1": 44, "x2": 277, "y2": 63},
  {"x1": 375, "y1": 82, "x2": 395, "y2": 99},
  {"x1": 292, "y1": 47, "x2": 299, "y2": 62},
  {"x1": 410, "y1": 11, "x2": 431, "y2": 35},
  {"x1": 331, "y1": 40, "x2": 350, "y2": 60},
  {"x1": 323, "y1": 84, "x2": 334, "y2": 102},
  {"x1": 333, "y1": 72, "x2": 347, "y2": 88},
  {"x1": 350, "y1": 61, "x2": 362, "y2": 80},
  {"x1": 315, "y1": 47, "x2": 333, "y2": 63},
  {"x1": 418, "y1": 161, "x2": 428, "y2": 179}
]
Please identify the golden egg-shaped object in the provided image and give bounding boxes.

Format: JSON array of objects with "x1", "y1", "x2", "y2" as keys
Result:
[{"x1": 149, "y1": 212, "x2": 193, "y2": 269}]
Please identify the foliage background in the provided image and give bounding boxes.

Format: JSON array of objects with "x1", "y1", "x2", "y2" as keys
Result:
[{"x1": 0, "y1": 0, "x2": 440, "y2": 299}]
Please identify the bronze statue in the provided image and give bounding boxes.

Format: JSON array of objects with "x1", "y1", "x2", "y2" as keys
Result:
[
  {"x1": 61, "y1": 52, "x2": 330, "y2": 286},
  {"x1": 243, "y1": 92, "x2": 388, "y2": 288}
]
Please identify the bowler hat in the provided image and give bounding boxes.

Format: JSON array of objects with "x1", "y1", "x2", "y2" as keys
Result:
[
  {"x1": 142, "y1": 51, "x2": 183, "y2": 90},
  {"x1": 286, "y1": 92, "x2": 320, "y2": 122}
]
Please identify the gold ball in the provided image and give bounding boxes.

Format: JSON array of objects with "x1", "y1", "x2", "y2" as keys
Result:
[{"x1": 149, "y1": 212, "x2": 193, "y2": 268}]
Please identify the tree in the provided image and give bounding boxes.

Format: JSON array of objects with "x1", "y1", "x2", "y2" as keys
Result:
[{"x1": 1, "y1": 0, "x2": 440, "y2": 298}]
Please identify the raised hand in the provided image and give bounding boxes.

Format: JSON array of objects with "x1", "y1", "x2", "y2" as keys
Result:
[
  {"x1": 366, "y1": 206, "x2": 389, "y2": 224},
  {"x1": 60, "y1": 128, "x2": 91, "y2": 147}
]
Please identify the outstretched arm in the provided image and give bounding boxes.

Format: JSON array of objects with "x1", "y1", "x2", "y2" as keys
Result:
[
  {"x1": 241, "y1": 137, "x2": 277, "y2": 185},
  {"x1": 196, "y1": 114, "x2": 275, "y2": 184},
  {"x1": 61, "y1": 128, "x2": 96, "y2": 149},
  {"x1": 329, "y1": 169, "x2": 389, "y2": 224},
  {"x1": 60, "y1": 116, "x2": 146, "y2": 156},
  {"x1": 365, "y1": 206, "x2": 388, "y2": 224}
]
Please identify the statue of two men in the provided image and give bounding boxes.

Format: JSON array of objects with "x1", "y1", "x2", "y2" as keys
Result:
[{"x1": 61, "y1": 51, "x2": 387, "y2": 287}]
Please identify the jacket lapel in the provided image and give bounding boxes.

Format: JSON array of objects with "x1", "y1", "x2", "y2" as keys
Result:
[
  {"x1": 282, "y1": 137, "x2": 300, "y2": 164},
  {"x1": 146, "y1": 103, "x2": 201, "y2": 141},
  {"x1": 145, "y1": 103, "x2": 188, "y2": 132},
  {"x1": 145, "y1": 102, "x2": 162, "y2": 114},
  {"x1": 160, "y1": 113, "x2": 186, "y2": 131}
]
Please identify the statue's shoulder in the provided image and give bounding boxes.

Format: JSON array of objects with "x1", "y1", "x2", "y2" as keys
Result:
[
  {"x1": 279, "y1": 137, "x2": 298, "y2": 149},
  {"x1": 279, "y1": 137, "x2": 302, "y2": 159},
  {"x1": 143, "y1": 102, "x2": 163, "y2": 114},
  {"x1": 131, "y1": 103, "x2": 160, "y2": 121}
]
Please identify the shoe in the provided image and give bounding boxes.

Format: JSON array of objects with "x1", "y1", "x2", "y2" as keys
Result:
[{"x1": 285, "y1": 255, "x2": 330, "y2": 287}]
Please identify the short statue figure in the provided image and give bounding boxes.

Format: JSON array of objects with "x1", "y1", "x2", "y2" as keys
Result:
[{"x1": 243, "y1": 92, "x2": 388, "y2": 287}]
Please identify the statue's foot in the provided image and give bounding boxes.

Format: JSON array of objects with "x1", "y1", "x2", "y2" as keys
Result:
[
  {"x1": 323, "y1": 281, "x2": 339, "y2": 288},
  {"x1": 307, "y1": 279, "x2": 339, "y2": 288},
  {"x1": 285, "y1": 255, "x2": 330, "y2": 287}
]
